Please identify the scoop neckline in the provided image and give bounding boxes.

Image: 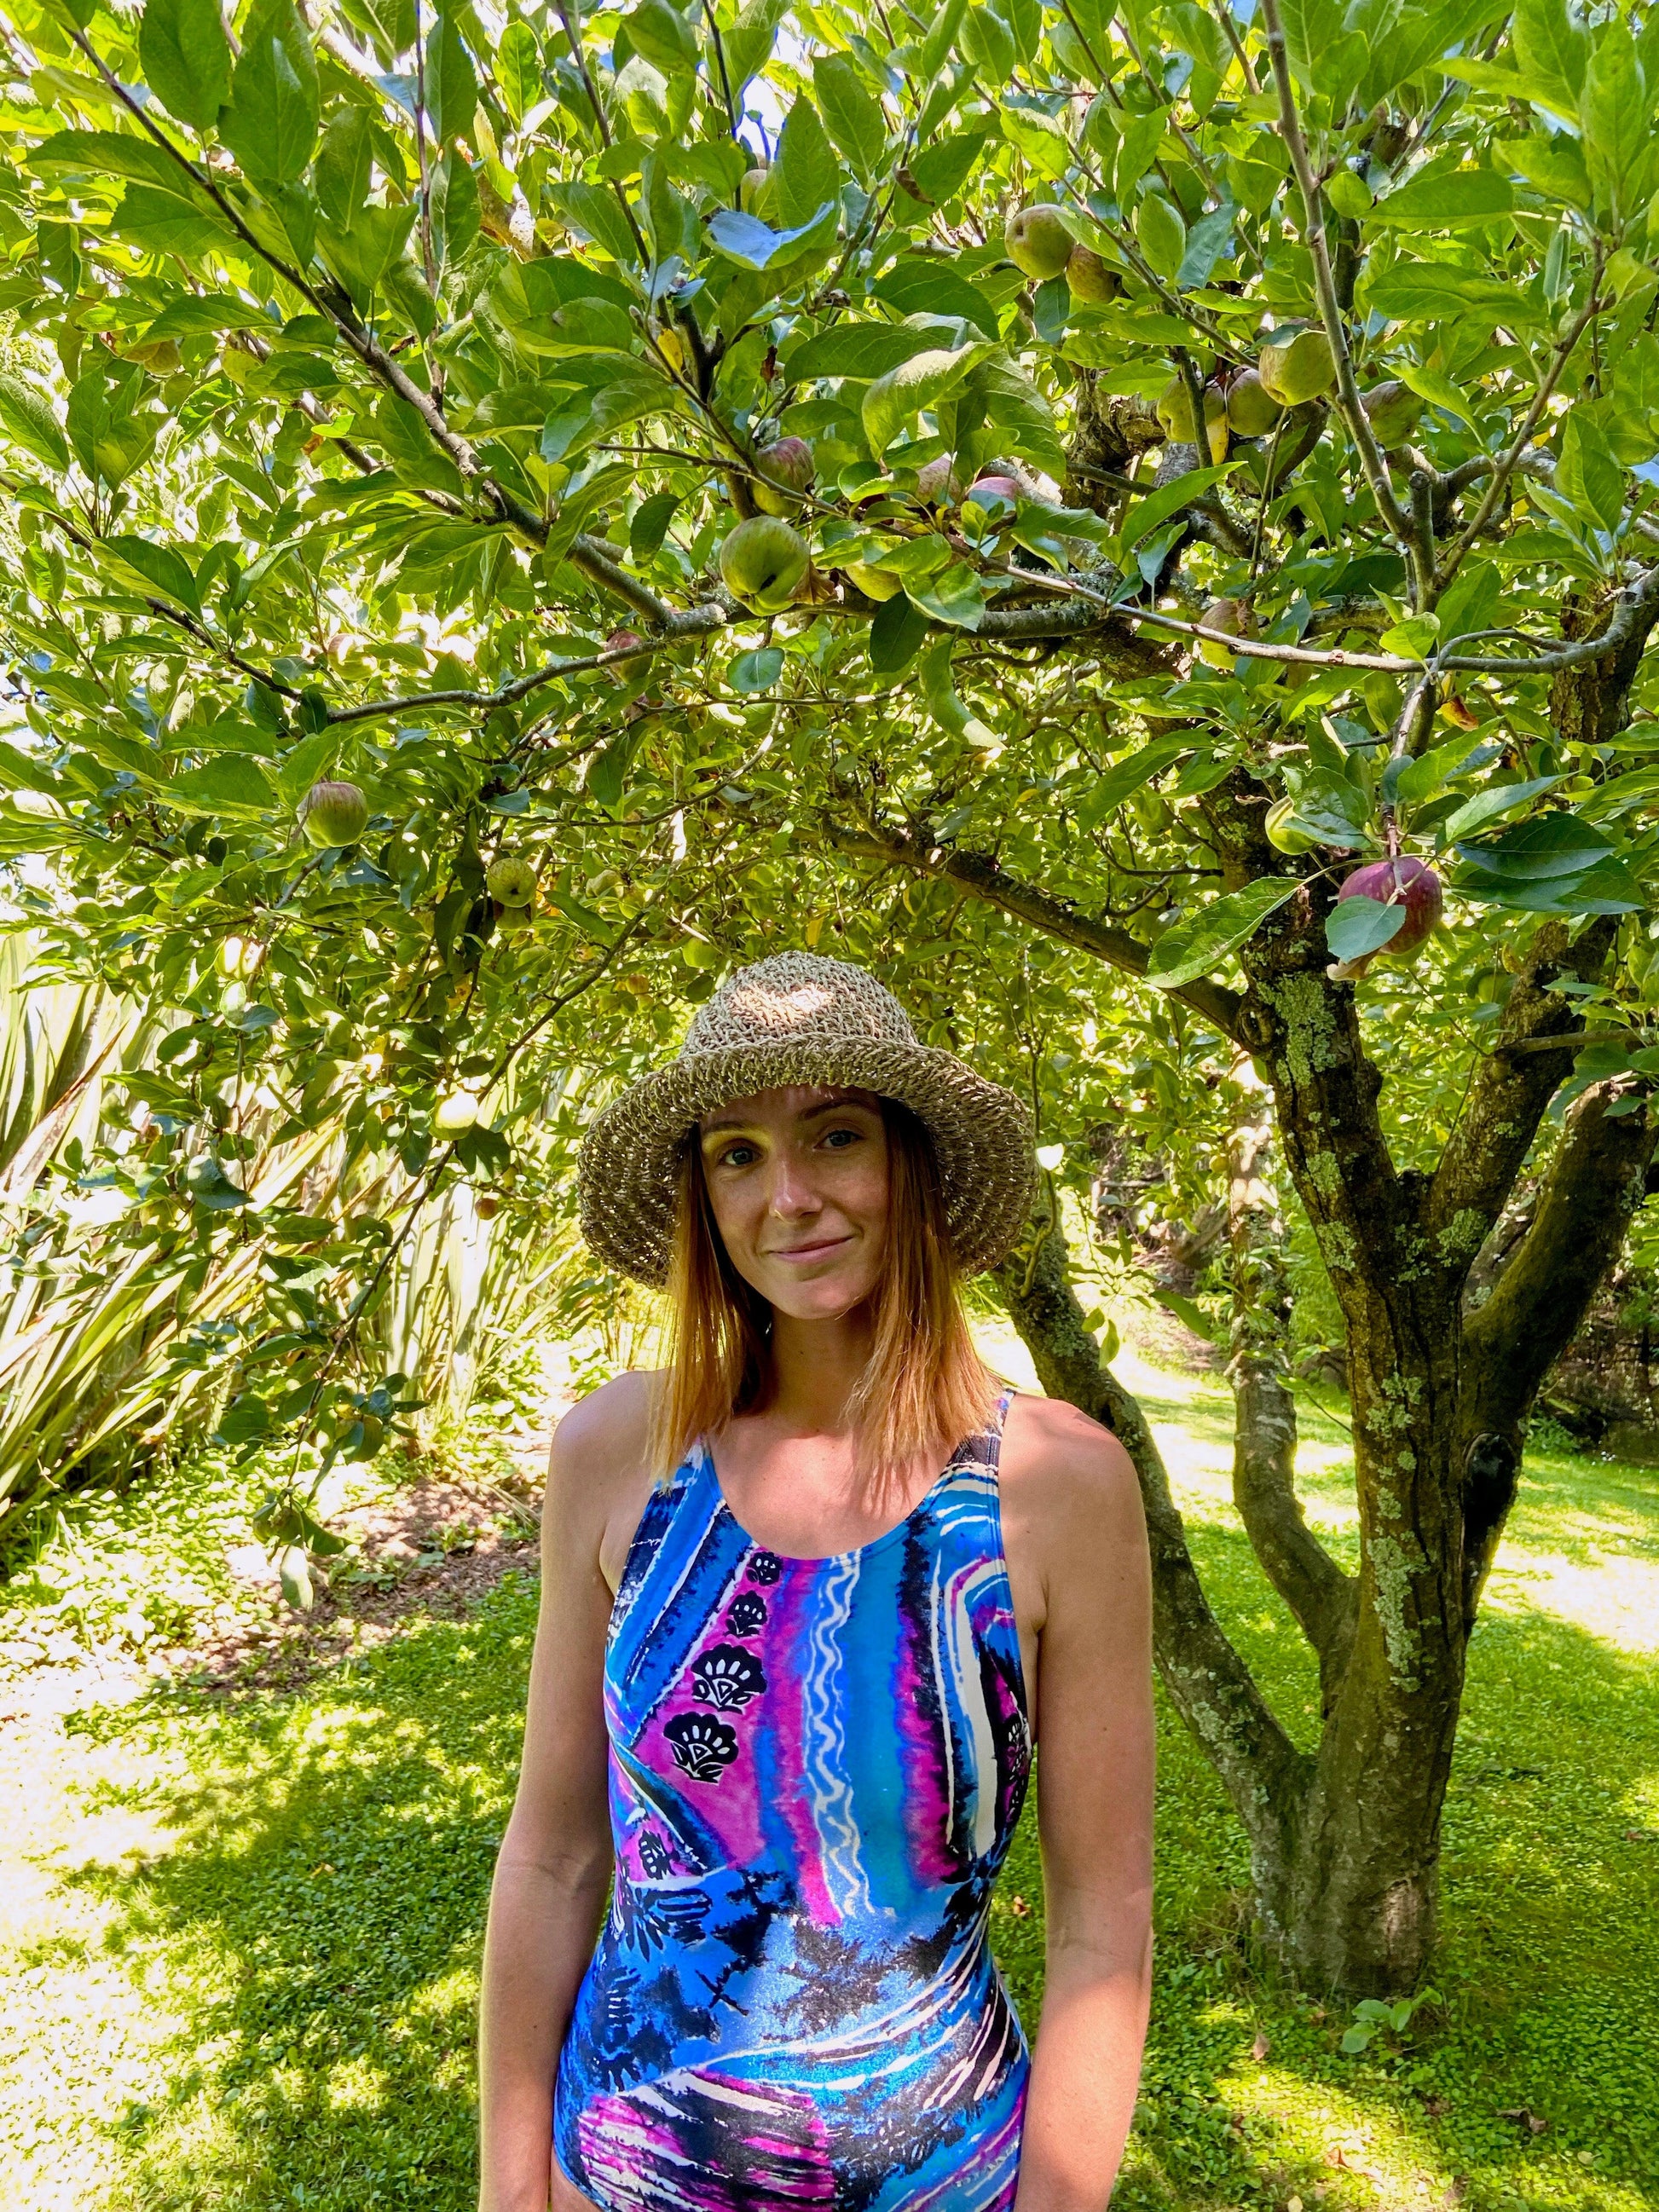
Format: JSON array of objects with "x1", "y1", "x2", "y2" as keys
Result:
[{"x1": 698, "y1": 1438, "x2": 966, "y2": 1568}]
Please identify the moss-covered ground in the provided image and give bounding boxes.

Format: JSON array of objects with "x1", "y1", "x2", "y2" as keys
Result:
[{"x1": 3, "y1": 1343, "x2": 1656, "y2": 2212}]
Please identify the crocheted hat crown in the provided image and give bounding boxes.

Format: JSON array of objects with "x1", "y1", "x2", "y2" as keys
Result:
[{"x1": 576, "y1": 952, "x2": 1038, "y2": 1287}]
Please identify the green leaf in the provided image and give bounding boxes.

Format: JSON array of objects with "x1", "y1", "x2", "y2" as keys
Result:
[
  {"x1": 721, "y1": 0, "x2": 786, "y2": 88},
  {"x1": 1118, "y1": 464, "x2": 1235, "y2": 552},
  {"x1": 315, "y1": 108, "x2": 373, "y2": 230},
  {"x1": 425, "y1": 14, "x2": 479, "y2": 146},
  {"x1": 973, "y1": 355, "x2": 1068, "y2": 478},
  {"x1": 626, "y1": 0, "x2": 699, "y2": 74},
  {"x1": 1500, "y1": 131, "x2": 1593, "y2": 208},
  {"x1": 1148, "y1": 878, "x2": 1301, "y2": 989},
  {"x1": 813, "y1": 53, "x2": 886, "y2": 185},
  {"x1": 785, "y1": 322, "x2": 943, "y2": 384},
  {"x1": 0, "y1": 373, "x2": 68, "y2": 473},
  {"x1": 1326, "y1": 894, "x2": 1407, "y2": 964},
  {"x1": 1365, "y1": 266, "x2": 1524, "y2": 322},
  {"x1": 544, "y1": 182, "x2": 641, "y2": 265},
  {"x1": 276, "y1": 726, "x2": 338, "y2": 806},
  {"x1": 1512, "y1": 0, "x2": 1588, "y2": 112},
  {"x1": 1557, "y1": 411, "x2": 1624, "y2": 532},
  {"x1": 1391, "y1": 361, "x2": 1479, "y2": 434},
  {"x1": 873, "y1": 256, "x2": 1001, "y2": 339},
  {"x1": 630, "y1": 490, "x2": 681, "y2": 561},
  {"x1": 1457, "y1": 810, "x2": 1611, "y2": 881},
  {"x1": 1368, "y1": 166, "x2": 1514, "y2": 227},
  {"x1": 167, "y1": 754, "x2": 280, "y2": 815},
  {"x1": 770, "y1": 97, "x2": 843, "y2": 232},
  {"x1": 587, "y1": 718, "x2": 649, "y2": 809},
  {"x1": 729, "y1": 645, "x2": 783, "y2": 693},
  {"x1": 1439, "y1": 777, "x2": 1563, "y2": 843},
  {"x1": 139, "y1": 0, "x2": 232, "y2": 129},
  {"x1": 1075, "y1": 738, "x2": 1191, "y2": 829},
  {"x1": 1135, "y1": 192, "x2": 1187, "y2": 280},
  {"x1": 862, "y1": 344, "x2": 991, "y2": 456},
  {"x1": 905, "y1": 562, "x2": 986, "y2": 629},
  {"x1": 496, "y1": 20, "x2": 540, "y2": 122},
  {"x1": 112, "y1": 181, "x2": 240, "y2": 257},
  {"x1": 222, "y1": 0, "x2": 319, "y2": 184},
  {"x1": 706, "y1": 202, "x2": 838, "y2": 269},
  {"x1": 908, "y1": 129, "x2": 991, "y2": 207},
  {"x1": 106, "y1": 535, "x2": 200, "y2": 614},
  {"x1": 869, "y1": 590, "x2": 931, "y2": 673},
  {"x1": 1581, "y1": 23, "x2": 1647, "y2": 217},
  {"x1": 998, "y1": 102, "x2": 1072, "y2": 182},
  {"x1": 1177, "y1": 205, "x2": 1236, "y2": 290},
  {"x1": 321, "y1": 200, "x2": 419, "y2": 295}
]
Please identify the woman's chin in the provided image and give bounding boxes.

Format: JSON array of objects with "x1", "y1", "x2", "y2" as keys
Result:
[{"x1": 760, "y1": 1263, "x2": 882, "y2": 1323}]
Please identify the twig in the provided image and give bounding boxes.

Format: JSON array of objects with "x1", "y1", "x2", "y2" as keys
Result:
[
  {"x1": 1256, "y1": 0, "x2": 1423, "y2": 593},
  {"x1": 1436, "y1": 279, "x2": 1604, "y2": 589},
  {"x1": 413, "y1": 1, "x2": 438, "y2": 292}
]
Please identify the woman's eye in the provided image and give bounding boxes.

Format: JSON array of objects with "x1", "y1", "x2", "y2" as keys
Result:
[
  {"x1": 717, "y1": 1142, "x2": 757, "y2": 1168},
  {"x1": 823, "y1": 1126, "x2": 861, "y2": 1150}
]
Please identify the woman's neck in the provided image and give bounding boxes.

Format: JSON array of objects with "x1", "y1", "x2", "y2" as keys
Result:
[{"x1": 761, "y1": 1303, "x2": 876, "y2": 1439}]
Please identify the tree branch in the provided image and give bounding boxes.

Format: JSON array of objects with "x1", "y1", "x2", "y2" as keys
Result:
[
  {"x1": 1226, "y1": 1058, "x2": 1356, "y2": 1712},
  {"x1": 995, "y1": 1214, "x2": 1312, "y2": 1868},
  {"x1": 823, "y1": 815, "x2": 1250, "y2": 1044},
  {"x1": 1422, "y1": 918, "x2": 1617, "y2": 1265},
  {"x1": 1459, "y1": 1081, "x2": 1657, "y2": 1614},
  {"x1": 1256, "y1": 0, "x2": 1422, "y2": 594}
]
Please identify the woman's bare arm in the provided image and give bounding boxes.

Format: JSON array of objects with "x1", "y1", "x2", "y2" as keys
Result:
[
  {"x1": 477, "y1": 1377, "x2": 651, "y2": 2212},
  {"x1": 1009, "y1": 1398, "x2": 1156, "y2": 2212}
]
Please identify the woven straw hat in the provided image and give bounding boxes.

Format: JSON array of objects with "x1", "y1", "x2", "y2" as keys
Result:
[{"x1": 577, "y1": 951, "x2": 1038, "y2": 1286}]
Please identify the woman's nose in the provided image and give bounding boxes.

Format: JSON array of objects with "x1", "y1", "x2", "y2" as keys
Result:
[{"x1": 765, "y1": 1152, "x2": 820, "y2": 1216}]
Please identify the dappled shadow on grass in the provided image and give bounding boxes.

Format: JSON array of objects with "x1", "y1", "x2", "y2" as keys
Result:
[
  {"x1": 62, "y1": 1574, "x2": 540, "y2": 2211},
  {"x1": 49, "y1": 1435, "x2": 1659, "y2": 2212}
]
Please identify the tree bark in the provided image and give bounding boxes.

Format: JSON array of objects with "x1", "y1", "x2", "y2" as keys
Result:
[
  {"x1": 993, "y1": 1213, "x2": 1313, "y2": 1934},
  {"x1": 841, "y1": 789, "x2": 1656, "y2": 1993}
]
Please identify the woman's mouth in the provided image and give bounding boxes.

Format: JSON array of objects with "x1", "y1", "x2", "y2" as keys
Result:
[{"x1": 767, "y1": 1233, "x2": 852, "y2": 1262}]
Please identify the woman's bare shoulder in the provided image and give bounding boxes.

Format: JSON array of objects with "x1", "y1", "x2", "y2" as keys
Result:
[
  {"x1": 546, "y1": 1370, "x2": 668, "y2": 1591},
  {"x1": 998, "y1": 1387, "x2": 1142, "y2": 1533}
]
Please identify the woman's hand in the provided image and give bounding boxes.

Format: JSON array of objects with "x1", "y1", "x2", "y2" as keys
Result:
[
  {"x1": 476, "y1": 1375, "x2": 655, "y2": 2212},
  {"x1": 1002, "y1": 1395, "x2": 1156, "y2": 2212}
]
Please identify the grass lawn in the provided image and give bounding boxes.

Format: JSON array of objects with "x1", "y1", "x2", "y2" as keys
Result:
[{"x1": 3, "y1": 1337, "x2": 1657, "y2": 2212}]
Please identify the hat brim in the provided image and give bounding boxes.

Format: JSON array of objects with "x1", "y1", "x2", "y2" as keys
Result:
[{"x1": 577, "y1": 1038, "x2": 1039, "y2": 1288}]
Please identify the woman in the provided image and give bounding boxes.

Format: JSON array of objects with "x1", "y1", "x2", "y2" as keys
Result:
[{"x1": 478, "y1": 952, "x2": 1154, "y2": 2212}]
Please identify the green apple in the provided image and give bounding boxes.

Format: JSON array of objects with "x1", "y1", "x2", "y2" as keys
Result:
[
  {"x1": 1361, "y1": 378, "x2": 1425, "y2": 451},
  {"x1": 1258, "y1": 328, "x2": 1336, "y2": 406},
  {"x1": 1004, "y1": 203, "x2": 1073, "y2": 281},
  {"x1": 1224, "y1": 367, "x2": 1284, "y2": 438},
  {"x1": 1065, "y1": 244, "x2": 1122, "y2": 303},
  {"x1": 1265, "y1": 796, "x2": 1319, "y2": 854},
  {"x1": 298, "y1": 778, "x2": 368, "y2": 848},
  {"x1": 486, "y1": 856, "x2": 538, "y2": 906},
  {"x1": 751, "y1": 435, "x2": 815, "y2": 516},
  {"x1": 1156, "y1": 376, "x2": 1228, "y2": 461},
  {"x1": 1196, "y1": 597, "x2": 1256, "y2": 667},
  {"x1": 718, "y1": 515, "x2": 811, "y2": 610}
]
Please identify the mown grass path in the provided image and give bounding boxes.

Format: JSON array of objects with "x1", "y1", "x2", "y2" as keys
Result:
[{"x1": 3, "y1": 1349, "x2": 1656, "y2": 2212}]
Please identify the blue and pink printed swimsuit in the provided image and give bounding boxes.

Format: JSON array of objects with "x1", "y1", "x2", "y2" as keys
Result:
[{"x1": 553, "y1": 1388, "x2": 1033, "y2": 2211}]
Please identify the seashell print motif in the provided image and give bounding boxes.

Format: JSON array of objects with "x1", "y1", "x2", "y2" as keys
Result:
[
  {"x1": 690, "y1": 1643, "x2": 767, "y2": 1710},
  {"x1": 662, "y1": 1710, "x2": 739, "y2": 1782},
  {"x1": 724, "y1": 1591, "x2": 767, "y2": 1637}
]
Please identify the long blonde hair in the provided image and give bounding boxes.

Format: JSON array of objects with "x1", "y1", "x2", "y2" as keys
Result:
[{"x1": 647, "y1": 1098, "x2": 997, "y2": 1497}]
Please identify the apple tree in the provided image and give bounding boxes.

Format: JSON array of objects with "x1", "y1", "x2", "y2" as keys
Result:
[{"x1": 4, "y1": 0, "x2": 1659, "y2": 1995}]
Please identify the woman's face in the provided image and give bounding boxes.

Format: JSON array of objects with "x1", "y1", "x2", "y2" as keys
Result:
[{"x1": 697, "y1": 1084, "x2": 890, "y2": 1321}]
